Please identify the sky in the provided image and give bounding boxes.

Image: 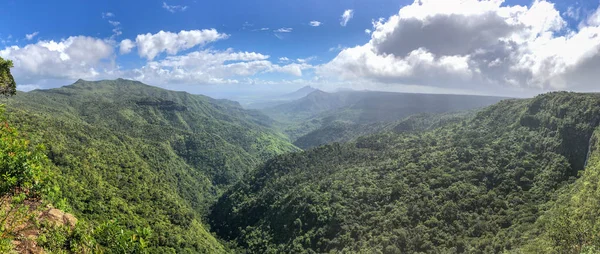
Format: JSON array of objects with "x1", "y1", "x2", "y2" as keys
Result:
[{"x1": 1, "y1": 0, "x2": 600, "y2": 98}]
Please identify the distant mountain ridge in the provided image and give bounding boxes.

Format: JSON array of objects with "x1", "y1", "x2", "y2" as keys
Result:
[
  {"x1": 281, "y1": 85, "x2": 318, "y2": 100},
  {"x1": 261, "y1": 89, "x2": 509, "y2": 144}
]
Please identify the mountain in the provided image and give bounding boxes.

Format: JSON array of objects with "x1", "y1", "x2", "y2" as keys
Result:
[
  {"x1": 293, "y1": 111, "x2": 475, "y2": 149},
  {"x1": 243, "y1": 86, "x2": 319, "y2": 109},
  {"x1": 3, "y1": 79, "x2": 298, "y2": 253},
  {"x1": 263, "y1": 90, "x2": 508, "y2": 145},
  {"x1": 281, "y1": 85, "x2": 318, "y2": 100},
  {"x1": 210, "y1": 92, "x2": 600, "y2": 253}
]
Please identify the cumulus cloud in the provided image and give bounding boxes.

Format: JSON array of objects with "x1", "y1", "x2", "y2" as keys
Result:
[
  {"x1": 0, "y1": 36, "x2": 115, "y2": 82},
  {"x1": 134, "y1": 29, "x2": 228, "y2": 60},
  {"x1": 310, "y1": 21, "x2": 322, "y2": 27},
  {"x1": 162, "y1": 2, "x2": 188, "y2": 13},
  {"x1": 340, "y1": 9, "x2": 354, "y2": 26},
  {"x1": 25, "y1": 32, "x2": 39, "y2": 41},
  {"x1": 119, "y1": 39, "x2": 135, "y2": 54},
  {"x1": 365, "y1": 29, "x2": 372, "y2": 34},
  {"x1": 320, "y1": 0, "x2": 600, "y2": 95},
  {"x1": 0, "y1": 32, "x2": 312, "y2": 89},
  {"x1": 129, "y1": 49, "x2": 313, "y2": 85}
]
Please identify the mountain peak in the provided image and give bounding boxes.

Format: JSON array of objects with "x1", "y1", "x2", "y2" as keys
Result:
[
  {"x1": 281, "y1": 85, "x2": 319, "y2": 100},
  {"x1": 306, "y1": 89, "x2": 328, "y2": 97},
  {"x1": 297, "y1": 85, "x2": 315, "y2": 92}
]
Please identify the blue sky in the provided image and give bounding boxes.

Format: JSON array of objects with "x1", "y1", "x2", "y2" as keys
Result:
[{"x1": 2, "y1": 0, "x2": 600, "y2": 98}]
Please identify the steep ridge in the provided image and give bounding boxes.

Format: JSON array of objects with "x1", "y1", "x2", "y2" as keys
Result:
[
  {"x1": 3, "y1": 79, "x2": 298, "y2": 253},
  {"x1": 523, "y1": 125, "x2": 600, "y2": 253},
  {"x1": 210, "y1": 92, "x2": 600, "y2": 253}
]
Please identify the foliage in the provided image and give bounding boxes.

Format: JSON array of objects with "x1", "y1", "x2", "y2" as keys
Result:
[
  {"x1": 3, "y1": 79, "x2": 298, "y2": 253},
  {"x1": 0, "y1": 105, "x2": 50, "y2": 197},
  {"x1": 522, "y1": 125, "x2": 600, "y2": 253},
  {"x1": 294, "y1": 111, "x2": 474, "y2": 149},
  {"x1": 0, "y1": 57, "x2": 16, "y2": 97},
  {"x1": 0, "y1": 104, "x2": 52, "y2": 250},
  {"x1": 210, "y1": 92, "x2": 600, "y2": 253}
]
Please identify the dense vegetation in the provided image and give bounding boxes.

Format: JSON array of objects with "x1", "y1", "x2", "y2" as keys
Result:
[
  {"x1": 0, "y1": 104, "x2": 52, "y2": 251},
  {"x1": 210, "y1": 92, "x2": 600, "y2": 253},
  {"x1": 262, "y1": 90, "x2": 506, "y2": 144},
  {"x1": 294, "y1": 111, "x2": 474, "y2": 149},
  {"x1": 523, "y1": 126, "x2": 600, "y2": 253},
  {"x1": 3, "y1": 79, "x2": 298, "y2": 253},
  {"x1": 0, "y1": 57, "x2": 16, "y2": 97},
  {"x1": 4, "y1": 74, "x2": 600, "y2": 253}
]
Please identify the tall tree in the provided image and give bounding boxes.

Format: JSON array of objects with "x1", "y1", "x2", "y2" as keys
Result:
[{"x1": 0, "y1": 57, "x2": 16, "y2": 97}]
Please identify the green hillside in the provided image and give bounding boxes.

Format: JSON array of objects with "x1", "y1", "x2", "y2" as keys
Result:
[
  {"x1": 522, "y1": 125, "x2": 600, "y2": 253},
  {"x1": 263, "y1": 90, "x2": 507, "y2": 145},
  {"x1": 210, "y1": 92, "x2": 600, "y2": 253},
  {"x1": 3, "y1": 79, "x2": 298, "y2": 253},
  {"x1": 294, "y1": 111, "x2": 475, "y2": 149}
]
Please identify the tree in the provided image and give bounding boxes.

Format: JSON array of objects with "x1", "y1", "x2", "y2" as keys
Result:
[{"x1": 0, "y1": 57, "x2": 16, "y2": 97}]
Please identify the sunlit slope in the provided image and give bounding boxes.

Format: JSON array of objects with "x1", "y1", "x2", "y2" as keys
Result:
[
  {"x1": 211, "y1": 92, "x2": 600, "y2": 253},
  {"x1": 3, "y1": 79, "x2": 298, "y2": 253}
]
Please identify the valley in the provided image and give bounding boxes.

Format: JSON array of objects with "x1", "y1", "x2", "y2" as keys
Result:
[
  {"x1": 0, "y1": 79, "x2": 599, "y2": 253},
  {"x1": 4, "y1": 1, "x2": 600, "y2": 252}
]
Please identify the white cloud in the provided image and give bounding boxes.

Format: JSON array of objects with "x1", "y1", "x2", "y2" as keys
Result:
[
  {"x1": 25, "y1": 32, "x2": 39, "y2": 41},
  {"x1": 162, "y1": 2, "x2": 188, "y2": 13},
  {"x1": 0, "y1": 36, "x2": 115, "y2": 82},
  {"x1": 365, "y1": 29, "x2": 372, "y2": 34},
  {"x1": 119, "y1": 39, "x2": 135, "y2": 54},
  {"x1": 340, "y1": 9, "x2": 354, "y2": 26},
  {"x1": 135, "y1": 29, "x2": 229, "y2": 60},
  {"x1": 260, "y1": 28, "x2": 270, "y2": 31},
  {"x1": 0, "y1": 32, "x2": 315, "y2": 89},
  {"x1": 102, "y1": 12, "x2": 114, "y2": 19},
  {"x1": 310, "y1": 21, "x2": 322, "y2": 27},
  {"x1": 565, "y1": 6, "x2": 581, "y2": 20},
  {"x1": 129, "y1": 49, "x2": 313, "y2": 85},
  {"x1": 297, "y1": 56, "x2": 316, "y2": 63},
  {"x1": 320, "y1": 0, "x2": 600, "y2": 95},
  {"x1": 279, "y1": 57, "x2": 290, "y2": 62},
  {"x1": 275, "y1": 28, "x2": 293, "y2": 33},
  {"x1": 108, "y1": 20, "x2": 120, "y2": 26}
]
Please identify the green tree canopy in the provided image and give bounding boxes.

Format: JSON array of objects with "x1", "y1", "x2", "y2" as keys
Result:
[{"x1": 0, "y1": 57, "x2": 16, "y2": 97}]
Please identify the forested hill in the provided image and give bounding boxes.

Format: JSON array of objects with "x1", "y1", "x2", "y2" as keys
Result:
[
  {"x1": 210, "y1": 92, "x2": 600, "y2": 253},
  {"x1": 264, "y1": 90, "x2": 507, "y2": 123},
  {"x1": 3, "y1": 79, "x2": 298, "y2": 253},
  {"x1": 262, "y1": 89, "x2": 506, "y2": 148}
]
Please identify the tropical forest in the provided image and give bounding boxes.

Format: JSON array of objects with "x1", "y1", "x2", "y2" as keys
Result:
[{"x1": 2, "y1": 0, "x2": 600, "y2": 253}]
